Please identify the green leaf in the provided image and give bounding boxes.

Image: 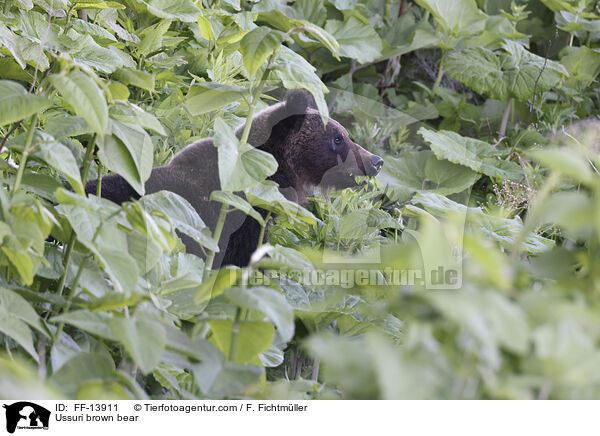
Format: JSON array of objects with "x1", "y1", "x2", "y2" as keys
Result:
[
  {"x1": 186, "y1": 83, "x2": 250, "y2": 116},
  {"x1": 225, "y1": 286, "x2": 295, "y2": 342},
  {"x1": 240, "y1": 27, "x2": 286, "y2": 76},
  {"x1": 140, "y1": 191, "x2": 219, "y2": 252},
  {"x1": 110, "y1": 120, "x2": 154, "y2": 185},
  {"x1": 209, "y1": 319, "x2": 275, "y2": 364},
  {"x1": 0, "y1": 308, "x2": 37, "y2": 361},
  {"x1": 271, "y1": 46, "x2": 329, "y2": 122},
  {"x1": 419, "y1": 128, "x2": 523, "y2": 180},
  {"x1": 49, "y1": 71, "x2": 108, "y2": 136},
  {"x1": 109, "y1": 316, "x2": 166, "y2": 374},
  {"x1": 424, "y1": 155, "x2": 481, "y2": 193},
  {"x1": 50, "y1": 352, "x2": 116, "y2": 396},
  {"x1": 445, "y1": 41, "x2": 568, "y2": 101},
  {"x1": 96, "y1": 134, "x2": 139, "y2": 192},
  {"x1": 109, "y1": 102, "x2": 166, "y2": 135},
  {"x1": 89, "y1": 244, "x2": 141, "y2": 294},
  {"x1": 414, "y1": 0, "x2": 485, "y2": 35},
  {"x1": 197, "y1": 15, "x2": 215, "y2": 40},
  {"x1": 1, "y1": 247, "x2": 34, "y2": 285},
  {"x1": 132, "y1": 0, "x2": 200, "y2": 22},
  {"x1": 113, "y1": 68, "x2": 155, "y2": 92},
  {"x1": 194, "y1": 266, "x2": 240, "y2": 303},
  {"x1": 427, "y1": 289, "x2": 529, "y2": 356},
  {"x1": 252, "y1": 244, "x2": 314, "y2": 271},
  {"x1": 51, "y1": 310, "x2": 117, "y2": 341},
  {"x1": 0, "y1": 287, "x2": 49, "y2": 356},
  {"x1": 56, "y1": 202, "x2": 140, "y2": 293},
  {"x1": 210, "y1": 191, "x2": 265, "y2": 226},
  {"x1": 324, "y1": 17, "x2": 382, "y2": 64},
  {"x1": 412, "y1": 192, "x2": 554, "y2": 254},
  {"x1": 560, "y1": 46, "x2": 600, "y2": 83},
  {"x1": 289, "y1": 19, "x2": 339, "y2": 59},
  {"x1": 213, "y1": 118, "x2": 278, "y2": 191},
  {"x1": 378, "y1": 151, "x2": 480, "y2": 201},
  {"x1": 44, "y1": 115, "x2": 92, "y2": 138},
  {"x1": 0, "y1": 80, "x2": 51, "y2": 126},
  {"x1": 34, "y1": 133, "x2": 84, "y2": 195},
  {"x1": 137, "y1": 19, "x2": 172, "y2": 54},
  {"x1": 528, "y1": 148, "x2": 594, "y2": 184},
  {"x1": 246, "y1": 182, "x2": 317, "y2": 224},
  {"x1": 59, "y1": 31, "x2": 128, "y2": 73},
  {"x1": 339, "y1": 209, "x2": 402, "y2": 239}
]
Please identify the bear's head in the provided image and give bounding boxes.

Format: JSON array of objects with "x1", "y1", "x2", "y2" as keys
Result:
[{"x1": 262, "y1": 89, "x2": 384, "y2": 200}]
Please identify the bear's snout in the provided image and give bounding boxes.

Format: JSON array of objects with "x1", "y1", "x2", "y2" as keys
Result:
[{"x1": 368, "y1": 155, "x2": 384, "y2": 176}]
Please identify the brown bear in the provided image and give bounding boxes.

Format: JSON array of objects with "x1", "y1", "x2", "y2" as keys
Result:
[{"x1": 86, "y1": 90, "x2": 383, "y2": 268}]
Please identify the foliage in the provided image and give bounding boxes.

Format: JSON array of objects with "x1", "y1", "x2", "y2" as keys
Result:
[{"x1": 0, "y1": 0, "x2": 600, "y2": 400}]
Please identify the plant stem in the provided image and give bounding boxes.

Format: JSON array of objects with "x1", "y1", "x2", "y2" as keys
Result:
[
  {"x1": 257, "y1": 211, "x2": 272, "y2": 247},
  {"x1": 80, "y1": 134, "x2": 96, "y2": 186},
  {"x1": 203, "y1": 204, "x2": 228, "y2": 271},
  {"x1": 3, "y1": 0, "x2": 11, "y2": 14},
  {"x1": 53, "y1": 256, "x2": 88, "y2": 343},
  {"x1": 96, "y1": 163, "x2": 103, "y2": 197},
  {"x1": 499, "y1": 98, "x2": 513, "y2": 137},
  {"x1": 56, "y1": 232, "x2": 76, "y2": 296},
  {"x1": 12, "y1": 114, "x2": 38, "y2": 193},
  {"x1": 433, "y1": 50, "x2": 448, "y2": 95}
]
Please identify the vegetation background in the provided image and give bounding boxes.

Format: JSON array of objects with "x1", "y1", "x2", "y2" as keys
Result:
[{"x1": 0, "y1": 0, "x2": 599, "y2": 399}]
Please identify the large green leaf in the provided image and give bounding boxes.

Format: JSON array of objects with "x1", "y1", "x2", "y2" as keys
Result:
[
  {"x1": 0, "y1": 287, "x2": 49, "y2": 360},
  {"x1": 412, "y1": 192, "x2": 554, "y2": 254},
  {"x1": 109, "y1": 120, "x2": 154, "y2": 185},
  {"x1": 414, "y1": 0, "x2": 485, "y2": 35},
  {"x1": 49, "y1": 352, "x2": 116, "y2": 396},
  {"x1": 209, "y1": 319, "x2": 274, "y2": 364},
  {"x1": 209, "y1": 191, "x2": 265, "y2": 226},
  {"x1": 419, "y1": 128, "x2": 523, "y2": 180},
  {"x1": 109, "y1": 316, "x2": 166, "y2": 374},
  {"x1": 131, "y1": 0, "x2": 200, "y2": 22},
  {"x1": 560, "y1": 46, "x2": 600, "y2": 83},
  {"x1": 246, "y1": 182, "x2": 317, "y2": 224},
  {"x1": 427, "y1": 289, "x2": 530, "y2": 356},
  {"x1": 324, "y1": 17, "x2": 382, "y2": 64},
  {"x1": 109, "y1": 102, "x2": 166, "y2": 135},
  {"x1": 240, "y1": 27, "x2": 287, "y2": 76},
  {"x1": 0, "y1": 80, "x2": 51, "y2": 126},
  {"x1": 339, "y1": 209, "x2": 402, "y2": 239},
  {"x1": 225, "y1": 286, "x2": 295, "y2": 342},
  {"x1": 528, "y1": 147, "x2": 594, "y2": 185},
  {"x1": 96, "y1": 119, "x2": 154, "y2": 197},
  {"x1": 186, "y1": 83, "x2": 250, "y2": 116},
  {"x1": 31, "y1": 131, "x2": 84, "y2": 195},
  {"x1": 213, "y1": 117, "x2": 278, "y2": 191},
  {"x1": 140, "y1": 191, "x2": 219, "y2": 252},
  {"x1": 51, "y1": 310, "x2": 117, "y2": 341},
  {"x1": 445, "y1": 41, "x2": 568, "y2": 101},
  {"x1": 378, "y1": 150, "x2": 480, "y2": 201},
  {"x1": 271, "y1": 46, "x2": 329, "y2": 122},
  {"x1": 113, "y1": 68, "x2": 155, "y2": 92},
  {"x1": 49, "y1": 71, "x2": 108, "y2": 136}
]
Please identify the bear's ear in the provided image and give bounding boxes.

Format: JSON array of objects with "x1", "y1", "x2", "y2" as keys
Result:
[
  {"x1": 284, "y1": 89, "x2": 317, "y2": 115},
  {"x1": 239, "y1": 89, "x2": 316, "y2": 147}
]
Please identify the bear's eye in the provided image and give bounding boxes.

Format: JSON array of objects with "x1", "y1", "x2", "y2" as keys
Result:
[{"x1": 331, "y1": 135, "x2": 345, "y2": 154}]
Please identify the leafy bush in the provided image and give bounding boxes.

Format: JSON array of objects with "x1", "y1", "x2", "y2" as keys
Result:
[{"x1": 1, "y1": 0, "x2": 600, "y2": 399}]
